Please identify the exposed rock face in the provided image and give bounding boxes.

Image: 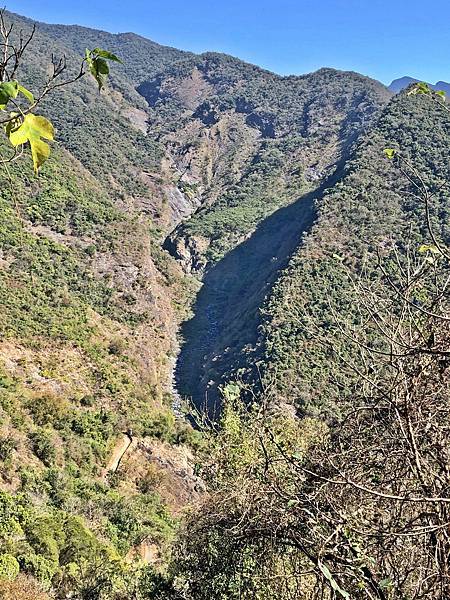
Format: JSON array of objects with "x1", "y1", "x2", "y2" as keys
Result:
[
  {"x1": 123, "y1": 106, "x2": 148, "y2": 133},
  {"x1": 113, "y1": 437, "x2": 205, "y2": 514},
  {"x1": 139, "y1": 58, "x2": 391, "y2": 274},
  {"x1": 166, "y1": 185, "x2": 202, "y2": 223},
  {"x1": 163, "y1": 233, "x2": 210, "y2": 274}
]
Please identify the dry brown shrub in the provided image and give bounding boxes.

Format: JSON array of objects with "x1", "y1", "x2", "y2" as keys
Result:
[{"x1": 0, "y1": 575, "x2": 50, "y2": 600}]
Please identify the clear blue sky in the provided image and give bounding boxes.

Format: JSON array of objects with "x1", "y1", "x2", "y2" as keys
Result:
[{"x1": 6, "y1": 0, "x2": 450, "y2": 84}]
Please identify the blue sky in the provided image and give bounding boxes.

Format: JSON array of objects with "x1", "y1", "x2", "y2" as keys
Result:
[{"x1": 6, "y1": 0, "x2": 450, "y2": 84}]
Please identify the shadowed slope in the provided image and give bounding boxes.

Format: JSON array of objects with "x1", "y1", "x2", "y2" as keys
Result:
[{"x1": 175, "y1": 165, "x2": 347, "y2": 412}]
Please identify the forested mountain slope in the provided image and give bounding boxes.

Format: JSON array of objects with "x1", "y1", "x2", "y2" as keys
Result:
[
  {"x1": 0, "y1": 12, "x2": 200, "y2": 597},
  {"x1": 0, "y1": 8, "x2": 432, "y2": 598},
  {"x1": 160, "y1": 57, "x2": 391, "y2": 270},
  {"x1": 261, "y1": 89, "x2": 450, "y2": 417},
  {"x1": 163, "y1": 61, "x2": 391, "y2": 407},
  {"x1": 164, "y1": 87, "x2": 450, "y2": 599},
  {"x1": 6, "y1": 11, "x2": 190, "y2": 224},
  {"x1": 174, "y1": 88, "x2": 450, "y2": 415}
]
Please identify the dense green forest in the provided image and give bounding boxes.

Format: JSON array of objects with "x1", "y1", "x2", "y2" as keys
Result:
[
  {"x1": 0, "y1": 7, "x2": 448, "y2": 600},
  {"x1": 261, "y1": 88, "x2": 450, "y2": 416}
]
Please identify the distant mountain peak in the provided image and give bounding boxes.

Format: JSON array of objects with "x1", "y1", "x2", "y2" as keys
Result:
[{"x1": 389, "y1": 76, "x2": 450, "y2": 94}]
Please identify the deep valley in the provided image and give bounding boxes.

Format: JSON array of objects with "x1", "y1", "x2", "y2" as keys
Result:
[{"x1": 0, "y1": 7, "x2": 448, "y2": 599}]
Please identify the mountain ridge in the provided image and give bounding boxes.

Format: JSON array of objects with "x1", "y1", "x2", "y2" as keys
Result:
[{"x1": 389, "y1": 75, "x2": 450, "y2": 94}]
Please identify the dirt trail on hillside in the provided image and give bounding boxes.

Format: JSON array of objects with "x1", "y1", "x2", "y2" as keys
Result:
[{"x1": 104, "y1": 433, "x2": 134, "y2": 476}]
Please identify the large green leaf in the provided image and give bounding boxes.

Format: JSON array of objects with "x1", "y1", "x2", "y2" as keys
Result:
[
  {"x1": 0, "y1": 81, "x2": 35, "y2": 109},
  {"x1": 318, "y1": 562, "x2": 350, "y2": 599},
  {"x1": 92, "y1": 48, "x2": 122, "y2": 63},
  {"x1": 85, "y1": 48, "x2": 122, "y2": 90},
  {"x1": 0, "y1": 81, "x2": 19, "y2": 109},
  {"x1": 90, "y1": 57, "x2": 109, "y2": 90},
  {"x1": 8, "y1": 113, "x2": 54, "y2": 173},
  {"x1": 17, "y1": 84, "x2": 34, "y2": 104}
]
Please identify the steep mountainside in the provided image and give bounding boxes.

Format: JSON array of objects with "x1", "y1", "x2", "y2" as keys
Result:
[
  {"x1": 0, "y1": 12, "x2": 201, "y2": 595},
  {"x1": 160, "y1": 60, "x2": 391, "y2": 408},
  {"x1": 174, "y1": 88, "x2": 450, "y2": 414},
  {"x1": 158, "y1": 57, "x2": 391, "y2": 270},
  {"x1": 0, "y1": 11, "x2": 197, "y2": 436},
  {"x1": 7, "y1": 11, "x2": 190, "y2": 226},
  {"x1": 261, "y1": 90, "x2": 450, "y2": 417},
  {"x1": 0, "y1": 8, "x2": 409, "y2": 597},
  {"x1": 163, "y1": 88, "x2": 450, "y2": 600}
]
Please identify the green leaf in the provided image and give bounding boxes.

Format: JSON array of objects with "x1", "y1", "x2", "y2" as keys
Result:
[
  {"x1": 0, "y1": 81, "x2": 34, "y2": 108},
  {"x1": 8, "y1": 113, "x2": 55, "y2": 173},
  {"x1": 418, "y1": 244, "x2": 439, "y2": 254},
  {"x1": 223, "y1": 382, "x2": 241, "y2": 402},
  {"x1": 408, "y1": 82, "x2": 431, "y2": 95},
  {"x1": 17, "y1": 84, "x2": 34, "y2": 103},
  {"x1": 86, "y1": 48, "x2": 121, "y2": 90},
  {"x1": 318, "y1": 562, "x2": 350, "y2": 599},
  {"x1": 96, "y1": 58, "x2": 110, "y2": 75},
  {"x1": 89, "y1": 57, "x2": 110, "y2": 91},
  {"x1": 93, "y1": 48, "x2": 122, "y2": 63},
  {"x1": 0, "y1": 81, "x2": 19, "y2": 109},
  {"x1": 384, "y1": 148, "x2": 396, "y2": 159}
]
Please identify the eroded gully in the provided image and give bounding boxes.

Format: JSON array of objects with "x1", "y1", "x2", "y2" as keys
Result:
[{"x1": 168, "y1": 166, "x2": 345, "y2": 415}]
